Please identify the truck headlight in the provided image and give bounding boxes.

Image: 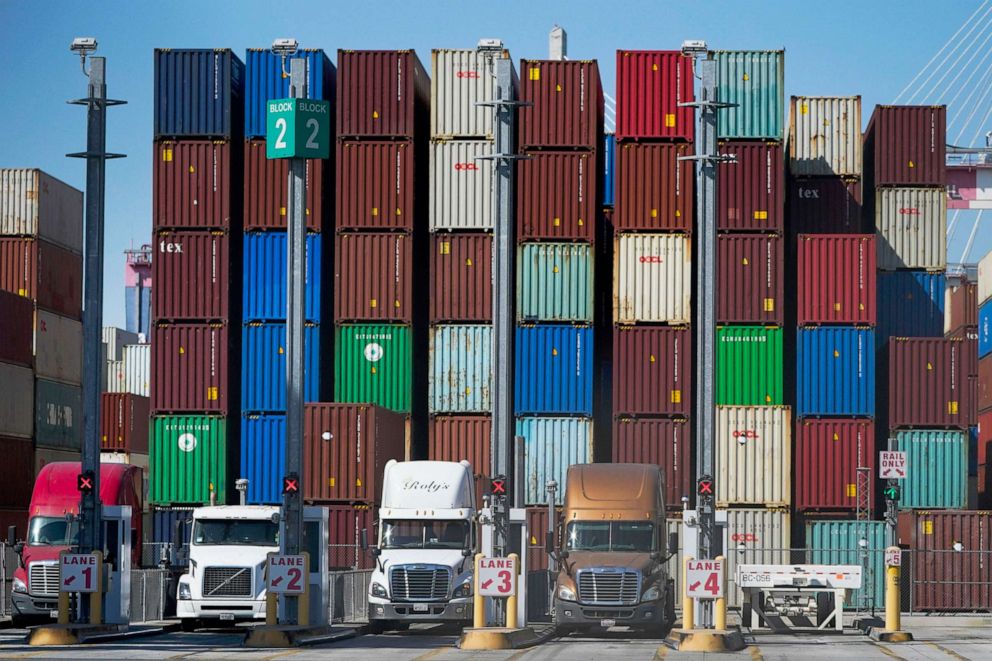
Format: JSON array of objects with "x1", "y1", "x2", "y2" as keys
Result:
[
  {"x1": 12, "y1": 577, "x2": 26, "y2": 594},
  {"x1": 370, "y1": 582, "x2": 388, "y2": 598},
  {"x1": 557, "y1": 585, "x2": 576, "y2": 601},
  {"x1": 452, "y1": 580, "x2": 473, "y2": 598},
  {"x1": 178, "y1": 582, "x2": 192, "y2": 600},
  {"x1": 641, "y1": 585, "x2": 660, "y2": 602}
]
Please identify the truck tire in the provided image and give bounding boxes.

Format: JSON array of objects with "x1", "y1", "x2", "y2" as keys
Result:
[
  {"x1": 180, "y1": 618, "x2": 199, "y2": 632},
  {"x1": 11, "y1": 614, "x2": 31, "y2": 629}
]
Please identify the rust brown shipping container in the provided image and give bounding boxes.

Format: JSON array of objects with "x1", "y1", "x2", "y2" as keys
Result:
[
  {"x1": 303, "y1": 403, "x2": 407, "y2": 504},
  {"x1": 150, "y1": 323, "x2": 232, "y2": 413},
  {"x1": 613, "y1": 326, "x2": 692, "y2": 416},
  {"x1": 946, "y1": 283, "x2": 978, "y2": 335},
  {"x1": 864, "y1": 105, "x2": 946, "y2": 188},
  {"x1": 517, "y1": 151, "x2": 596, "y2": 242},
  {"x1": 947, "y1": 326, "x2": 978, "y2": 377},
  {"x1": 100, "y1": 393, "x2": 150, "y2": 453},
  {"x1": 428, "y1": 414, "x2": 491, "y2": 505},
  {"x1": 430, "y1": 234, "x2": 492, "y2": 322},
  {"x1": 153, "y1": 140, "x2": 237, "y2": 231},
  {"x1": 336, "y1": 140, "x2": 416, "y2": 231},
  {"x1": 526, "y1": 506, "x2": 561, "y2": 571},
  {"x1": 0, "y1": 436, "x2": 34, "y2": 508},
  {"x1": 794, "y1": 418, "x2": 874, "y2": 512},
  {"x1": 718, "y1": 234, "x2": 784, "y2": 324},
  {"x1": 886, "y1": 337, "x2": 969, "y2": 429},
  {"x1": 797, "y1": 234, "x2": 876, "y2": 325},
  {"x1": 327, "y1": 504, "x2": 376, "y2": 569},
  {"x1": 980, "y1": 356, "x2": 992, "y2": 412},
  {"x1": 152, "y1": 231, "x2": 231, "y2": 321},
  {"x1": 718, "y1": 141, "x2": 783, "y2": 232},
  {"x1": 897, "y1": 510, "x2": 992, "y2": 611},
  {"x1": 336, "y1": 50, "x2": 430, "y2": 139},
  {"x1": 519, "y1": 59, "x2": 603, "y2": 150},
  {"x1": 0, "y1": 289, "x2": 34, "y2": 366},
  {"x1": 787, "y1": 177, "x2": 864, "y2": 234},
  {"x1": 0, "y1": 238, "x2": 82, "y2": 319},
  {"x1": 612, "y1": 416, "x2": 693, "y2": 508},
  {"x1": 244, "y1": 139, "x2": 324, "y2": 231},
  {"x1": 334, "y1": 233, "x2": 413, "y2": 322},
  {"x1": 614, "y1": 142, "x2": 694, "y2": 233}
]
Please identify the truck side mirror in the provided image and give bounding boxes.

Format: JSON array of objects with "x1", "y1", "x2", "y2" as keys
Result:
[
  {"x1": 371, "y1": 547, "x2": 381, "y2": 558},
  {"x1": 6, "y1": 525, "x2": 16, "y2": 546},
  {"x1": 461, "y1": 548, "x2": 472, "y2": 557},
  {"x1": 360, "y1": 528, "x2": 369, "y2": 551},
  {"x1": 545, "y1": 531, "x2": 554, "y2": 555},
  {"x1": 668, "y1": 532, "x2": 679, "y2": 555}
]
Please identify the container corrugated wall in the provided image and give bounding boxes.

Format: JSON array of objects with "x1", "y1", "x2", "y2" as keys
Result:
[
  {"x1": 517, "y1": 151, "x2": 596, "y2": 242},
  {"x1": 724, "y1": 508, "x2": 791, "y2": 607},
  {"x1": 35, "y1": 378, "x2": 82, "y2": 450},
  {"x1": 0, "y1": 291, "x2": 33, "y2": 367},
  {"x1": 243, "y1": 141, "x2": 325, "y2": 231},
  {"x1": 151, "y1": 324, "x2": 231, "y2": 413},
  {"x1": 0, "y1": 169, "x2": 83, "y2": 252},
  {"x1": 519, "y1": 60, "x2": 602, "y2": 150},
  {"x1": 240, "y1": 414, "x2": 285, "y2": 504},
  {"x1": 429, "y1": 325, "x2": 492, "y2": 413},
  {"x1": 612, "y1": 326, "x2": 692, "y2": 416},
  {"x1": 876, "y1": 272, "x2": 945, "y2": 344},
  {"x1": 716, "y1": 406, "x2": 791, "y2": 507},
  {"x1": 980, "y1": 303, "x2": 992, "y2": 358},
  {"x1": 614, "y1": 234, "x2": 691, "y2": 324},
  {"x1": 243, "y1": 232, "x2": 322, "y2": 322},
  {"x1": 241, "y1": 323, "x2": 320, "y2": 413},
  {"x1": 874, "y1": 188, "x2": 947, "y2": 270},
  {"x1": 517, "y1": 243, "x2": 593, "y2": 322},
  {"x1": 34, "y1": 310, "x2": 82, "y2": 384},
  {"x1": 886, "y1": 338, "x2": 968, "y2": 429},
  {"x1": 106, "y1": 360, "x2": 126, "y2": 394},
  {"x1": 336, "y1": 141, "x2": 415, "y2": 232},
  {"x1": 788, "y1": 96, "x2": 862, "y2": 176},
  {"x1": 787, "y1": 178, "x2": 864, "y2": 234},
  {"x1": 429, "y1": 140, "x2": 494, "y2": 230},
  {"x1": 946, "y1": 283, "x2": 978, "y2": 335},
  {"x1": 149, "y1": 415, "x2": 227, "y2": 505},
  {"x1": 797, "y1": 234, "x2": 876, "y2": 325},
  {"x1": 334, "y1": 324, "x2": 412, "y2": 412},
  {"x1": 0, "y1": 363, "x2": 33, "y2": 438},
  {"x1": 794, "y1": 418, "x2": 875, "y2": 511},
  {"x1": 716, "y1": 326, "x2": 783, "y2": 405},
  {"x1": 515, "y1": 325, "x2": 593, "y2": 415},
  {"x1": 154, "y1": 49, "x2": 244, "y2": 139},
  {"x1": 334, "y1": 233, "x2": 412, "y2": 322},
  {"x1": 100, "y1": 393, "x2": 150, "y2": 453},
  {"x1": 717, "y1": 141, "x2": 783, "y2": 233},
  {"x1": 612, "y1": 417, "x2": 692, "y2": 508},
  {"x1": 153, "y1": 141, "x2": 236, "y2": 231},
  {"x1": 615, "y1": 143, "x2": 694, "y2": 232},
  {"x1": 245, "y1": 48, "x2": 333, "y2": 139},
  {"x1": 891, "y1": 430, "x2": 967, "y2": 509},
  {"x1": 430, "y1": 234, "x2": 492, "y2": 322},
  {"x1": 979, "y1": 251, "x2": 992, "y2": 306},
  {"x1": 615, "y1": 50, "x2": 694, "y2": 141},
  {"x1": 337, "y1": 50, "x2": 430, "y2": 139},
  {"x1": 0, "y1": 238, "x2": 83, "y2": 319},
  {"x1": 714, "y1": 51, "x2": 784, "y2": 140},
  {"x1": 797, "y1": 327, "x2": 875, "y2": 417},
  {"x1": 603, "y1": 134, "x2": 615, "y2": 207},
  {"x1": 807, "y1": 520, "x2": 887, "y2": 608},
  {"x1": 431, "y1": 49, "x2": 501, "y2": 139},
  {"x1": 517, "y1": 417, "x2": 593, "y2": 505},
  {"x1": 864, "y1": 105, "x2": 946, "y2": 187},
  {"x1": 123, "y1": 344, "x2": 150, "y2": 396},
  {"x1": 717, "y1": 235, "x2": 783, "y2": 324},
  {"x1": 428, "y1": 415, "x2": 491, "y2": 502},
  {"x1": 152, "y1": 231, "x2": 231, "y2": 321}
]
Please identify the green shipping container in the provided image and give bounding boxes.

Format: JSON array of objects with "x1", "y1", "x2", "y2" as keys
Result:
[
  {"x1": 891, "y1": 430, "x2": 968, "y2": 510},
  {"x1": 714, "y1": 50, "x2": 784, "y2": 140},
  {"x1": 807, "y1": 520, "x2": 888, "y2": 610},
  {"x1": 149, "y1": 415, "x2": 227, "y2": 505},
  {"x1": 517, "y1": 243, "x2": 593, "y2": 322},
  {"x1": 35, "y1": 378, "x2": 82, "y2": 450},
  {"x1": 716, "y1": 326, "x2": 783, "y2": 405},
  {"x1": 335, "y1": 324, "x2": 412, "y2": 412}
]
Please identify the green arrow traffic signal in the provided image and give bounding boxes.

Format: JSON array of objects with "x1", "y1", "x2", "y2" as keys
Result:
[{"x1": 883, "y1": 485, "x2": 901, "y2": 501}]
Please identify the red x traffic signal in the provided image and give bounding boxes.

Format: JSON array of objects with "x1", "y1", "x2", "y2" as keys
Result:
[
  {"x1": 697, "y1": 476, "x2": 714, "y2": 496},
  {"x1": 77, "y1": 471, "x2": 95, "y2": 493},
  {"x1": 491, "y1": 476, "x2": 507, "y2": 496},
  {"x1": 283, "y1": 474, "x2": 299, "y2": 494}
]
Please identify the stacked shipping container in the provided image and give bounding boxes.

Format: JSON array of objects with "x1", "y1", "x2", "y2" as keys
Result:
[{"x1": 976, "y1": 255, "x2": 992, "y2": 504}]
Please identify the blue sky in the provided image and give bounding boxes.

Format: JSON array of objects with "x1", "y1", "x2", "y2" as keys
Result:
[{"x1": 0, "y1": 1, "x2": 982, "y2": 327}]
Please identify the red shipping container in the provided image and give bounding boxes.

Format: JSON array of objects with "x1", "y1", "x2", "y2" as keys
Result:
[
  {"x1": 430, "y1": 234, "x2": 492, "y2": 322},
  {"x1": 718, "y1": 141, "x2": 784, "y2": 233},
  {"x1": 794, "y1": 418, "x2": 874, "y2": 511},
  {"x1": 0, "y1": 289, "x2": 34, "y2": 366},
  {"x1": 428, "y1": 414, "x2": 491, "y2": 505},
  {"x1": 336, "y1": 50, "x2": 430, "y2": 139},
  {"x1": 151, "y1": 323, "x2": 232, "y2": 413},
  {"x1": 615, "y1": 51, "x2": 694, "y2": 142},
  {"x1": 614, "y1": 143, "x2": 694, "y2": 232},
  {"x1": 613, "y1": 326, "x2": 692, "y2": 416},
  {"x1": 244, "y1": 139, "x2": 324, "y2": 231},
  {"x1": 612, "y1": 416, "x2": 693, "y2": 509},
  {"x1": 334, "y1": 233, "x2": 413, "y2": 322},
  {"x1": 864, "y1": 105, "x2": 946, "y2": 187},
  {"x1": 336, "y1": 140, "x2": 416, "y2": 231},
  {"x1": 979, "y1": 410, "x2": 992, "y2": 466},
  {"x1": 897, "y1": 510, "x2": 992, "y2": 611},
  {"x1": 0, "y1": 436, "x2": 34, "y2": 508},
  {"x1": 517, "y1": 151, "x2": 596, "y2": 242},
  {"x1": 519, "y1": 59, "x2": 603, "y2": 150},
  {"x1": 0, "y1": 238, "x2": 82, "y2": 319},
  {"x1": 304, "y1": 403, "x2": 407, "y2": 504},
  {"x1": 100, "y1": 393, "x2": 150, "y2": 453},
  {"x1": 525, "y1": 506, "x2": 561, "y2": 571},
  {"x1": 326, "y1": 504, "x2": 376, "y2": 569},
  {"x1": 980, "y1": 356, "x2": 992, "y2": 412},
  {"x1": 787, "y1": 177, "x2": 864, "y2": 234},
  {"x1": 153, "y1": 140, "x2": 236, "y2": 230},
  {"x1": 717, "y1": 234, "x2": 784, "y2": 324},
  {"x1": 947, "y1": 284, "x2": 978, "y2": 335},
  {"x1": 797, "y1": 234, "x2": 876, "y2": 325},
  {"x1": 152, "y1": 231, "x2": 231, "y2": 321},
  {"x1": 887, "y1": 338, "x2": 969, "y2": 429}
]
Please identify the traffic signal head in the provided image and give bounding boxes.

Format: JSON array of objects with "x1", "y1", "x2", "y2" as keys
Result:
[
  {"x1": 883, "y1": 484, "x2": 901, "y2": 502},
  {"x1": 697, "y1": 475, "x2": 714, "y2": 496},
  {"x1": 282, "y1": 474, "x2": 300, "y2": 495},
  {"x1": 77, "y1": 471, "x2": 95, "y2": 494},
  {"x1": 490, "y1": 475, "x2": 507, "y2": 497}
]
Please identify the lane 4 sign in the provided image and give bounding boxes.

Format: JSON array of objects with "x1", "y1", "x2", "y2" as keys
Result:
[
  {"x1": 60, "y1": 552, "x2": 100, "y2": 593},
  {"x1": 879, "y1": 451, "x2": 907, "y2": 479},
  {"x1": 266, "y1": 553, "x2": 307, "y2": 594},
  {"x1": 686, "y1": 559, "x2": 724, "y2": 599},
  {"x1": 478, "y1": 556, "x2": 517, "y2": 597}
]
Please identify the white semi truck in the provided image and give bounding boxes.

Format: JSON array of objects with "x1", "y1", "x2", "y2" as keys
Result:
[{"x1": 366, "y1": 460, "x2": 477, "y2": 630}]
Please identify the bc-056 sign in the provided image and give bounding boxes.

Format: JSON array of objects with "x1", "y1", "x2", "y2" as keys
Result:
[
  {"x1": 266, "y1": 98, "x2": 330, "y2": 159},
  {"x1": 478, "y1": 556, "x2": 517, "y2": 597}
]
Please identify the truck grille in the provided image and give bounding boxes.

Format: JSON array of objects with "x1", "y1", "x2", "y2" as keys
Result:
[
  {"x1": 577, "y1": 569, "x2": 640, "y2": 606},
  {"x1": 29, "y1": 562, "x2": 59, "y2": 598},
  {"x1": 202, "y1": 567, "x2": 252, "y2": 598},
  {"x1": 390, "y1": 566, "x2": 450, "y2": 601}
]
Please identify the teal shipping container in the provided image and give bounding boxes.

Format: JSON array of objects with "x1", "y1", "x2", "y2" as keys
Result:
[
  {"x1": 517, "y1": 243, "x2": 593, "y2": 322},
  {"x1": 714, "y1": 50, "x2": 784, "y2": 140},
  {"x1": 517, "y1": 416, "x2": 593, "y2": 506},
  {"x1": 807, "y1": 520, "x2": 888, "y2": 610},
  {"x1": 429, "y1": 325, "x2": 492, "y2": 413},
  {"x1": 890, "y1": 430, "x2": 968, "y2": 509}
]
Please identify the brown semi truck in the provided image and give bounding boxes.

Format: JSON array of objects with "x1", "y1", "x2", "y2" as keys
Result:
[{"x1": 550, "y1": 463, "x2": 676, "y2": 633}]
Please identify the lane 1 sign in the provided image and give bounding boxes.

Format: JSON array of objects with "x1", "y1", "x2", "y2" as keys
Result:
[
  {"x1": 478, "y1": 556, "x2": 517, "y2": 597},
  {"x1": 266, "y1": 98, "x2": 331, "y2": 160},
  {"x1": 686, "y1": 558, "x2": 724, "y2": 599},
  {"x1": 266, "y1": 553, "x2": 307, "y2": 594},
  {"x1": 879, "y1": 450, "x2": 908, "y2": 479},
  {"x1": 60, "y1": 552, "x2": 100, "y2": 593}
]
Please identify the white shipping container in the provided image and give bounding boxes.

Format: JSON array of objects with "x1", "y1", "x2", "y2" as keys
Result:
[
  {"x1": 614, "y1": 234, "x2": 692, "y2": 324},
  {"x1": 429, "y1": 140, "x2": 494, "y2": 231},
  {"x1": 431, "y1": 49, "x2": 502, "y2": 139},
  {"x1": 716, "y1": 406, "x2": 791, "y2": 507},
  {"x1": 724, "y1": 508, "x2": 791, "y2": 607},
  {"x1": 0, "y1": 362, "x2": 34, "y2": 438},
  {"x1": 122, "y1": 344, "x2": 150, "y2": 396},
  {"x1": 34, "y1": 309, "x2": 83, "y2": 385},
  {"x1": 0, "y1": 169, "x2": 83, "y2": 252},
  {"x1": 980, "y1": 251, "x2": 992, "y2": 306},
  {"x1": 102, "y1": 327, "x2": 139, "y2": 362},
  {"x1": 788, "y1": 96, "x2": 862, "y2": 176},
  {"x1": 101, "y1": 451, "x2": 149, "y2": 472},
  {"x1": 875, "y1": 188, "x2": 946, "y2": 270},
  {"x1": 35, "y1": 447, "x2": 81, "y2": 475},
  {"x1": 106, "y1": 359, "x2": 126, "y2": 393}
]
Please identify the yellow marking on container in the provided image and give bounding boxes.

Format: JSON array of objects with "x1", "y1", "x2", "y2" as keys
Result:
[
  {"x1": 754, "y1": 210, "x2": 768, "y2": 220},
  {"x1": 652, "y1": 63, "x2": 658, "y2": 71},
  {"x1": 948, "y1": 401, "x2": 959, "y2": 414},
  {"x1": 651, "y1": 209, "x2": 658, "y2": 218},
  {"x1": 908, "y1": 160, "x2": 915, "y2": 168},
  {"x1": 846, "y1": 484, "x2": 857, "y2": 497},
  {"x1": 742, "y1": 257, "x2": 749, "y2": 266},
  {"x1": 833, "y1": 433, "x2": 840, "y2": 441},
  {"x1": 800, "y1": 103, "x2": 808, "y2": 114},
  {"x1": 179, "y1": 346, "x2": 185, "y2": 354},
  {"x1": 834, "y1": 302, "x2": 842, "y2": 311},
  {"x1": 578, "y1": 218, "x2": 584, "y2": 225},
  {"x1": 18, "y1": 288, "x2": 26, "y2": 296},
  {"x1": 859, "y1": 303, "x2": 865, "y2": 310},
  {"x1": 553, "y1": 265, "x2": 559, "y2": 273},
  {"x1": 529, "y1": 67, "x2": 540, "y2": 81},
  {"x1": 356, "y1": 478, "x2": 362, "y2": 487},
  {"x1": 675, "y1": 209, "x2": 681, "y2": 217},
  {"x1": 369, "y1": 299, "x2": 378, "y2": 308},
  {"x1": 280, "y1": 206, "x2": 287, "y2": 216},
  {"x1": 553, "y1": 217, "x2": 561, "y2": 226},
  {"x1": 665, "y1": 113, "x2": 676, "y2": 127},
  {"x1": 552, "y1": 347, "x2": 558, "y2": 356},
  {"x1": 556, "y1": 84, "x2": 562, "y2": 92},
  {"x1": 207, "y1": 387, "x2": 218, "y2": 401},
  {"x1": 834, "y1": 349, "x2": 840, "y2": 358},
  {"x1": 162, "y1": 148, "x2": 173, "y2": 162},
  {"x1": 765, "y1": 394, "x2": 772, "y2": 403},
  {"x1": 328, "y1": 477, "x2": 335, "y2": 487},
  {"x1": 649, "y1": 354, "x2": 656, "y2": 363},
  {"x1": 465, "y1": 258, "x2": 473, "y2": 266},
  {"x1": 927, "y1": 361, "x2": 933, "y2": 370},
  {"x1": 189, "y1": 166, "x2": 195, "y2": 173},
  {"x1": 371, "y1": 366, "x2": 377, "y2": 374},
  {"x1": 439, "y1": 241, "x2": 450, "y2": 255},
  {"x1": 394, "y1": 300, "x2": 401, "y2": 308},
  {"x1": 278, "y1": 346, "x2": 284, "y2": 354},
  {"x1": 671, "y1": 390, "x2": 682, "y2": 404},
  {"x1": 743, "y1": 72, "x2": 749, "y2": 81},
  {"x1": 396, "y1": 208, "x2": 402, "y2": 215},
  {"x1": 923, "y1": 520, "x2": 933, "y2": 535},
  {"x1": 764, "y1": 298, "x2": 775, "y2": 312},
  {"x1": 372, "y1": 111, "x2": 379, "y2": 119}
]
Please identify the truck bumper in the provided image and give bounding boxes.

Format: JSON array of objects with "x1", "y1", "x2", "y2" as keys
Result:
[
  {"x1": 177, "y1": 598, "x2": 267, "y2": 621},
  {"x1": 553, "y1": 597, "x2": 664, "y2": 630},
  {"x1": 11, "y1": 592, "x2": 58, "y2": 619},
  {"x1": 368, "y1": 600, "x2": 472, "y2": 623}
]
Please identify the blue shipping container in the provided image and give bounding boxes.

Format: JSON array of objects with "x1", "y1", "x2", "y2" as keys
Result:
[
  {"x1": 244, "y1": 232, "x2": 323, "y2": 322},
  {"x1": 602, "y1": 133, "x2": 615, "y2": 207},
  {"x1": 979, "y1": 300, "x2": 992, "y2": 359},
  {"x1": 150, "y1": 507, "x2": 194, "y2": 566},
  {"x1": 154, "y1": 49, "x2": 244, "y2": 139},
  {"x1": 429, "y1": 325, "x2": 492, "y2": 413},
  {"x1": 515, "y1": 325, "x2": 593, "y2": 415},
  {"x1": 244, "y1": 48, "x2": 335, "y2": 139},
  {"x1": 242, "y1": 323, "x2": 321, "y2": 412},
  {"x1": 125, "y1": 285, "x2": 151, "y2": 337},
  {"x1": 517, "y1": 417, "x2": 593, "y2": 505},
  {"x1": 240, "y1": 414, "x2": 286, "y2": 505},
  {"x1": 797, "y1": 327, "x2": 875, "y2": 416},
  {"x1": 876, "y1": 271, "x2": 945, "y2": 348},
  {"x1": 891, "y1": 430, "x2": 968, "y2": 510}
]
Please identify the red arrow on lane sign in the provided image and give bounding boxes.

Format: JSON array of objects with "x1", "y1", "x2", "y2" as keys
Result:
[
  {"x1": 272, "y1": 576, "x2": 283, "y2": 586},
  {"x1": 65, "y1": 575, "x2": 76, "y2": 586},
  {"x1": 689, "y1": 581, "x2": 701, "y2": 592},
  {"x1": 481, "y1": 579, "x2": 494, "y2": 589}
]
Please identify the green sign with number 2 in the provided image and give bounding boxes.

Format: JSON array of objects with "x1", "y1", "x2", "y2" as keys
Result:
[{"x1": 266, "y1": 98, "x2": 330, "y2": 160}]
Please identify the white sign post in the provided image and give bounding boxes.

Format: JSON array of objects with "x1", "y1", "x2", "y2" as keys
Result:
[
  {"x1": 879, "y1": 451, "x2": 908, "y2": 479},
  {"x1": 478, "y1": 556, "x2": 518, "y2": 597},
  {"x1": 266, "y1": 553, "x2": 307, "y2": 594},
  {"x1": 60, "y1": 552, "x2": 100, "y2": 593},
  {"x1": 686, "y1": 558, "x2": 724, "y2": 599}
]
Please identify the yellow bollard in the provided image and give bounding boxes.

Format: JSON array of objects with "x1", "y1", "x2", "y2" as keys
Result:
[
  {"x1": 714, "y1": 555, "x2": 727, "y2": 631},
  {"x1": 506, "y1": 553, "x2": 519, "y2": 629},
  {"x1": 57, "y1": 591, "x2": 70, "y2": 625},
  {"x1": 885, "y1": 546, "x2": 901, "y2": 633},
  {"x1": 473, "y1": 553, "x2": 485, "y2": 628},
  {"x1": 266, "y1": 592, "x2": 278, "y2": 625},
  {"x1": 682, "y1": 555, "x2": 694, "y2": 630}
]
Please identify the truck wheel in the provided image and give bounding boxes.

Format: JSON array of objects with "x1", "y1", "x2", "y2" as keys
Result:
[
  {"x1": 11, "y1": 615, "x2": 31, "y2": 629},
  {"x1": 365, "y1": 620, "x2": 386, "y2": 635},
  {"x1": 180, "y1": 618, "x2": 199, "y2": 632}
]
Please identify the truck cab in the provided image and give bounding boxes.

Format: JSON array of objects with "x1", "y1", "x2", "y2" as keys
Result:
[
  {"x1": 552, "y1": 463, "x2": 675, "y2": 633},
  {"x1": 367, "y1": 460, "x2": 476, "y2": 629},
  {"x1": 9, "y1": 462, "x2": 143, "y2": 627}
]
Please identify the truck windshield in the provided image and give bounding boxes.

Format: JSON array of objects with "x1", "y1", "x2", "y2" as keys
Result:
[
  {"x1": 382, "y1": 520, "x2": 468, "y2": 550},
  {"x1": 566, "y1": 521, "x2": 654, "y2": 552},
  {"x1": 192, "y1": 520, "x2": 279, "y2": 546},
  {"x1": 27, "y1": 517, "x2": 79, "y2": 546}
]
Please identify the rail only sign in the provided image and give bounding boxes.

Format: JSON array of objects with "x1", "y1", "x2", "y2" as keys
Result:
[
  {"x1": 686, "y1": 558, "x2": 724, "y2": 599},
  {"x1": 266, "y1": 553, "x2": 307, "y2": 594},
  {"x1": 879, "y1": 451, "x2": 908, "y2": 479},
  {"x1": 60, "y1": 552, "x2": 100, "y2": 593},
  {"x1": 266, "y1": 98, "x2": 330, "y2": 159},
  {"x1": 478, "y1": 556, "x2": 517, "y2": 597}
]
